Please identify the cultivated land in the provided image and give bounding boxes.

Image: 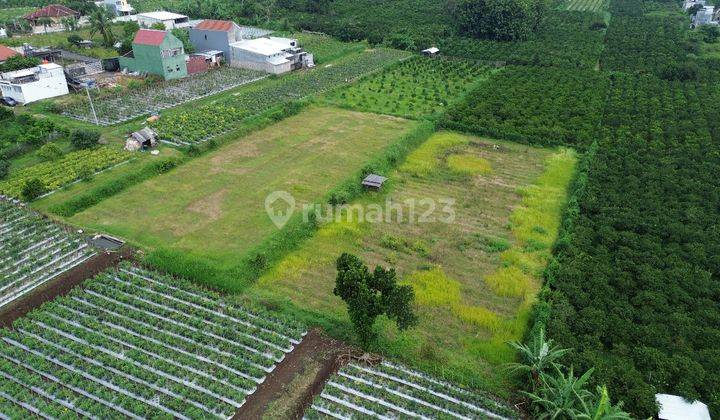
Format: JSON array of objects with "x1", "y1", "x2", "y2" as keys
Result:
[
  {"x1": 249, "y1": 132, "x2": 576, "y2": 393},
  {"x1": 68, "y1": 107, "x2": 418, "y2": 271}
]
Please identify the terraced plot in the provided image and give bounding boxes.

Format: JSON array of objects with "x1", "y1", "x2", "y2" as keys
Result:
[
  {"x1": 306, "y1": 361, "x2": 516, "y2": 419},
  {"x1": 565, "y1": 0, "x2": 608, "y2": 12},
  {"x1": 0, "y1": 263, "x2": 306, "y2": 418},
  {"x1": 0, "y1": 198, "x2": 94, "y2": 309}
]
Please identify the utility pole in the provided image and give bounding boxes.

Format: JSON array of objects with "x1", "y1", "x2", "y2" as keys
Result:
[{"x1": 85, "y1": 84, "x2": 99, "y2": 126}]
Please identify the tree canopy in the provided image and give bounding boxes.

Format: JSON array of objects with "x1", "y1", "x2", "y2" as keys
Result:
[{"x1": 456, "y1": 0, "x2": 549, "y2": 41}]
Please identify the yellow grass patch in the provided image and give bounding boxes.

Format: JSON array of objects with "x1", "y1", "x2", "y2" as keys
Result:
[
  {"x1": 400, "y1": 132, "x2": 468, "y2": 176},
  {"x1": 447, "y1": 154, "x2": 493, "y2": 175}
]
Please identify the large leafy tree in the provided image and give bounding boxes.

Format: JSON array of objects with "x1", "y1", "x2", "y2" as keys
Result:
[
  {"x1": 334, "y1": 253, "x2": 417, "y2": 345},
  {"x1": 456, "y1": 0, "x2": 549, "y2": 41}
]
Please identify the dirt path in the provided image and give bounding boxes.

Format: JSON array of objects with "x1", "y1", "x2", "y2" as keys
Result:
[
  {"x1": 235, "y1": 328, "x2": 353, "y2": 420},
  {"x1": 0, "y1": 248, "x2": 134, "y2": 328}
]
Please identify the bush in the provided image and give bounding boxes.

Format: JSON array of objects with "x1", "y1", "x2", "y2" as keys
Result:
[
  {"x1": 37, "y1": 143, "x2": 64, "y2": 161},
  {"x1": 70, "y1": 129, "x2": 101, "y2": 150},
  {"x1": 21, "y1": 178, "x2": 47, "y2": 201}
]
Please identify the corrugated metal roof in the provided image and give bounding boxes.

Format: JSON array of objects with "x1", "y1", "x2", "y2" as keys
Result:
[
  {"x1": 656, "y1": 394, "x2": 711, "y2": 420},
  {"x1": 25, "y1": 4, "x2": 78, "y2": 20},
  {"x1": 362, "y1": 174, "x2": 388, "y2": 188},
  {"x1": 133, "y1": 29, "x2": 167, "y2": 46},
  {"x1": 195, "y1": 19, "x2": 235, "y2": 32},
  {"x1": 137, "y1": 11, "x2": 187, "y2": 20},
  {"x1": 230, "y1": 37, "x2": 296, "y2": 56}
]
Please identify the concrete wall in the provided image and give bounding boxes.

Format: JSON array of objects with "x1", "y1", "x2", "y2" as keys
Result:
[
  {"x1": 229, "y1": 47, "x2": 292, "y2": 74},
  {"x1": 189, "y1": 29, "x2": 231, "y2": 61}
]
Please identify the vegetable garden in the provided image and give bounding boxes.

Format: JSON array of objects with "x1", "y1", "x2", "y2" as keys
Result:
[
  {"x1": 0, "y1": 198, "x2": 94, "y2": 310},
  {"x1": 0, "y1": 147, "x2": 130, "y2": 199},
  {"x1": 152, "y1": 48, "x2": 411, "y2": 144},
  {"x1": 306, "y1": 361, "x2": 516, "y2": 419},
  {"x1": 564, "y1": 0, "x2": 608, "y2": 13},
  {"x1": 325, "y1": 56, "x2": 494, "y2": 119},
  {"x1": 63, "y1": 67, "x2": 266, "y2": 125},
  {"x1": 0, "y1": 263, "x2": 306, "y2": 418}
]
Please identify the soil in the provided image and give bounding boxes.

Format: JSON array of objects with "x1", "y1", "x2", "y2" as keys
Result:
[
  {"x1": 235, "y1": 328, "x2": 354, "y2": 420},
  {"x1": 0, "y1": 247, "x2": 135, "y2": 328}
]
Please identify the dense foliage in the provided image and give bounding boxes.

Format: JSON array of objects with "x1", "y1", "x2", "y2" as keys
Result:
[
  {"x1": 443, "y1": 66, "x2": 608, "y2": 147},
  {"x1": 0, "y1": 112, "x2": 63, "y2": 160},
  {"x1": 0, "y1": 54, "x2": 40, "y2": 72},
  {"x1": 439, "y1": 11, "x2": 606, "y2": 68},
  {"x1": 456, "y1": 0, "x2": 549, "y2": 41}
]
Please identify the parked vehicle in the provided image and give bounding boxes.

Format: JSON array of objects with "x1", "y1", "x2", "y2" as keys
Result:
[{"x1": 0, "y1": 97, "x2": 18, "y2": 107}]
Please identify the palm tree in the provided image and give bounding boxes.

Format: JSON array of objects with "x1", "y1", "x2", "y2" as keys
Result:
[
  {"x1": 61, "y1": 16, "x2": 78, "y2": 32},
  {"x1": 508, "y1": 328, "x2": 571, "y2": 389},
  {"x1": 88, "y1": 8, "x2": 115, "y2": 47},
  {"x1": 37, "y1": 17, "x2": 53, "y2": 34}
]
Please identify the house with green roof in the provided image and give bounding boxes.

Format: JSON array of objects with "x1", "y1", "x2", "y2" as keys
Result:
[{"x1": 119, "y1": 29, "x2": 187, "y2": 80}]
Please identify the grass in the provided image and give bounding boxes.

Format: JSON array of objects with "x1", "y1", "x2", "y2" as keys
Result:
[
  {"x1": 324, "y1": 56, "x2": 496, "y2": 119},
  {"x1": 1, "y1": 26, "x2": 123, "y2": 59},
  {"x1": 564, "y1": 0, "x2": 608, "y2": 12},
  {"x1": 0, "y1": 7, "x2": 33, "y2": 20},
  {"x1": 64, "y1": 106, "x2": 418, "y2": 279},
  {"x1": 293, "y1": 32, "x2": 368, "y2": 64},
  {"x1": 246, "y1": 132, "x2": 577, "y2": 395}
]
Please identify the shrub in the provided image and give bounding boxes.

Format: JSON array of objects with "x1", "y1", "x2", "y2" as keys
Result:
[
  {"x1": 0, "y1": 160, "x2": 9, "y2": 180},
  {"x1": 37, "y1": 143, "x2": 64, "y2": 161},
  {"x1": 70, "y1": 129, "x2": 101, "y2": 150},
  {"x1": 21, "y1": 178, "x2": 47, "y2": 201}
]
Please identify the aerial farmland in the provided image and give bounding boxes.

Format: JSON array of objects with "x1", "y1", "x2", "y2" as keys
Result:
[{"x1": 0, "y1": 0, "x2": 717, "y2": 419}]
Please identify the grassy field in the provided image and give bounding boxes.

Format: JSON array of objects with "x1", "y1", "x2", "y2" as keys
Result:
[
  {"x1": 0, "y1": 26, "x2": 120, "y2": 59},
  {"x1": 0, "y1": 7, "x2": 33, "y2": 20},
  {"x1": 325, "y1": 56, "x2": 495, "y2": 119},
  {"x1": 247, "y1": 132, "x2": 577, "y2": 394},
  {"x1": 66, "y1": 106, "x2": 418, "y2": 270}
]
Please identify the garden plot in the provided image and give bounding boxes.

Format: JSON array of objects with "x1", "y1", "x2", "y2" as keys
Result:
[
  {"x1": 326, "y1": 56, "x2": 494, "y2": 119},
  {"x1": 153, "y1": 48, "x2": 411, "y2": 145},
  {"x1": 0, "y1": 199, "x2": 95, "y2": 310},
  {"x1": 63, "y1": 67, "x2": 266, "y2": 125},
  {"x1": 565, "y1": 0, "x2": 608, "y2": 12},
  {"x1": 0, "y1": 263, "x2": 306, "y2": 419},
  {"x1": 305, "y1": 361, "x2": 517, "y2": 419}
]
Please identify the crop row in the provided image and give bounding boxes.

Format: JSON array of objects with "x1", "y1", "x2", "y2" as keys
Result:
[
  {"x1": 0, "y1": 198, "x2": 95, "y2": 310},
  {"x1": 326, "y1": 55, "x2": 494, "y2": 118},
  {"x1": 0, "y1": 147, "x2": 130, "y2": 199},
  {"x1": 0, "y1": 263, "x2": 307, "y2": 419},
  {"x1": 565, "y1": 0, "x2": 608, "y2": 12},
  {"x1": 63, "y1": 67, "x2": 266, "y2": 125},
  {"x1": 153, "y1": 48, "x2": 411, "y2": 144},
  {"x1": 305, "y1": 361, "x2": 517, "y2": 419}
]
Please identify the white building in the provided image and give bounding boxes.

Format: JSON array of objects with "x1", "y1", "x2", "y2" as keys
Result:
[
  {"x1": 229, "y1": 37, "x2": 314, "y2": 75},
  {"x1": 100, "y1": 0, "x2": 134, "y2": 16},
  {"x1": 656, "y1": 394, "x2": 711, "y2": 420},
  {"x1": 0, "y1": 63, "x2": 69, "y2": 104},
  {"x1": 137, "y1": 11, "x2": 190, "y2": 30},
  {"x1": 692, "y1": 5, "x2": 718, "y2": 27},
  {"x1": 683, "y1": 0, "x2": 707, "y2": 10}
]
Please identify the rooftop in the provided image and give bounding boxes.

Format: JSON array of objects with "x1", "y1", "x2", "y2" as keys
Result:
[
  {"x1": 25, "y1": 4, "x2": 79, "y2": 20},
  {"x1": 230, "y1": 37, "x2": 296, "y2": 56},
  {"x1": 133, "y1": 29, "x2": 167, "y2": 46},
  {"x1": 0, "y1": 45, "x2": 19, "y2": 61},
  {"x1": 194, "y1": 19, "x2": 236, "y2": 32},
  {"x1": 137, "y1": 11, "x2": 188, "y2": 21},
  {"x1": 656, "y1": 394, "x2": 711, "y2": 420}
]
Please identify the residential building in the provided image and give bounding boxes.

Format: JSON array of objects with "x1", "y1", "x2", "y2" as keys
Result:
[
  {"x1": 229, "y1": 37, "x2": 314, "y2": 75},
  {"x1": 0, "y1": 63, "x2": 69, "y2": 104},
  {"x1": 102, "y1": 0, "x2": 135, "y2": 16},
  {"x1": 0, "y1": 45, "x2": 19, "y2": 64},
  {"x1": 189, "y1": 19, "x2": 272, "y2": 62},
  {"x1": 692, "y1": 6, "x2": 718, "y2": 27},
  {"x1": 24, "y1": 4, "x2": 79, "y2": 26},
  {"x1": 119, "y1": 29, "x2": 188, "y2": 80},
  {"x1": 137, "y1": 11, "x2": 190, "y2": 30}
]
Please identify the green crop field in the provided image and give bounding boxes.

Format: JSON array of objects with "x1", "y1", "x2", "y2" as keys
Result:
[
  {"x1": 248, "y1": 131, "x2": 577, "y2": 393},
  {"x1": 66, "y1": 107, "x2": 418, "y2": 273},
  {"x1": 564, "y1": 0, "x2": 608, "y2": 12},
  {"x1": 0, "y1": 7, "x2": 32, "y2": 20},
  {"x1": 325, "y1": 56, "x2": 495, "y2": 119}
]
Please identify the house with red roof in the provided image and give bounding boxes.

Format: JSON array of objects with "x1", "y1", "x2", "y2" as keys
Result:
[
  {"x1": 0, "y1": 45, "x2": 20, "y2": 64},
  {"x1": 118, "y1": 29, "x2": 187, "y2": 80},
  {"x1": 24, "y1": 4, "x2": 79, "y2": 26}
]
